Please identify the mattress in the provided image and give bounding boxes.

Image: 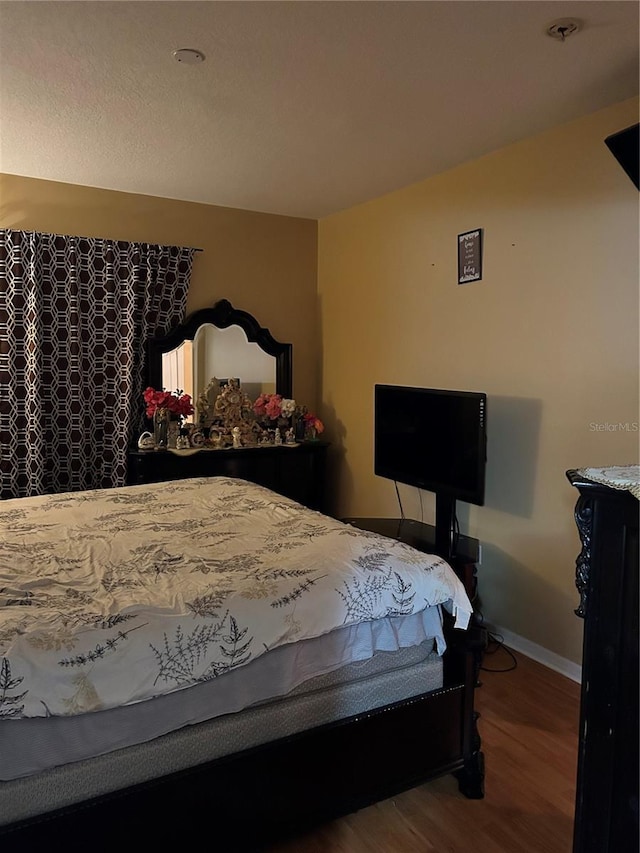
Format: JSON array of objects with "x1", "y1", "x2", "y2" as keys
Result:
[
  {"x1": 0, "y1": 635, "x2": 443, "y2": 826},
  {"x1": 0, "y1": 477, "x2": 471, "y2": 720},
  {"x1": 0, "y1": 476, "x2": 469, "y2": 827},
  {"x1": 1, "y1": 606, "x2": 443, "y2": 782}
]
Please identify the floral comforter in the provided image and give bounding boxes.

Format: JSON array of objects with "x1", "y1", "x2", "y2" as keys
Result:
[{"x1": 0, "y1": 477, "x2": 472, "y2": 719}]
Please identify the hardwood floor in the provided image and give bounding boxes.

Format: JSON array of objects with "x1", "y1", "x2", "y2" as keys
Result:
[{"x1": 265, "y1": 647, "x2": 581, "y2": 853}]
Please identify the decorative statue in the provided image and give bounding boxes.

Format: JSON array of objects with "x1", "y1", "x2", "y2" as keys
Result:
[
  {"x1": 208, "y1": 428, "x2": 223, "y2": 448},
  {"x1": 274, "y1": 428, "x2": 282, "y2": 446},
  {"x1": 196, "y1": 377, "x2": 221, "y2": 428},
  {"x1": 214, "y1": 378, "x2": 254, "y2": 445},
  {"x1": 285, "y1": 427, "x2": 296, "y2": 445},
  {"x1": 232, "y1": 426, "x2": 242, "y2": 448},
  {"x1": 176, "y1": 433, "x2": 191, "y2": 450},
  {"x1": 190, "y1": 430, "x2": 205, "y2": 447},
  {"x1": 137, "y1": 431, "x2": 155, "y2": 450}
]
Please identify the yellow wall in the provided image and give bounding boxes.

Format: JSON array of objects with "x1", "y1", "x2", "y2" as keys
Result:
[
  {"x1": 0, "y1": 174, "x2": 319, "y2": 407},
  {"x1": 318, "y1": 98, "x2": 639, "y2": 665}
]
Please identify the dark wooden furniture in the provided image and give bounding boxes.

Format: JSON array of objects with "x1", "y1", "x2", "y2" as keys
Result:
[
  {"x1": 566, "y1": 470, "x2": 639, "y2": 853},
  {"x1": 2, "y1": 513, "x2": 486, "y2": 850},
  {"x1": 133, "y1": 299, "x2": 329, "y2": 509},
  {"x1": 1, "y1": 644, "x2": 481, "y2": 851},
  {"x1": 128, "y1": 442, "x2": 329, "y2": 511},
  {"x1": 1, "y1": 607, "x2": 484, "y2": 852},
  {"x1": 147, "y1": 297, "x2": 293, "y2": 398}
]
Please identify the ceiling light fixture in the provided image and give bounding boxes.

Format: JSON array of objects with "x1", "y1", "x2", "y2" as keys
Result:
[
  {"x1": 172, "y1": 48, "x2": 205, "y2": 64},
  {"x1": 546, "y1": 18, "x2": 582, "y2": 41}
]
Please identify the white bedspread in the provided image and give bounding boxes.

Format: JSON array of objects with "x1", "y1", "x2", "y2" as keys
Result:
[{"x1": 0, "y1": 477, "x2": 472, "y2": 719}]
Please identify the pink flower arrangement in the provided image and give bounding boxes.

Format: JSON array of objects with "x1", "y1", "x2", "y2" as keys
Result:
[
  {"x1": 143, "y1": 387, "x2": 194, "y2": 419},
  {"x1": 253, "y1": 393, "x2": 283, "y2": 421},
  {"x1": 253, "y1": 393, "x2": 324, "y2": 437}
]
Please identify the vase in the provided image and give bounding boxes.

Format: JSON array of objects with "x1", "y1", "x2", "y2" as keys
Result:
[
  {"x1": 167, "y1": 416, "x2": 180, "y2": 449},
  {"x1": 294, "y1": 417, "x2": 306, "y2": 442},
  {"x1": 153, "y1": 408, "x2": 169, "y2": 449}
]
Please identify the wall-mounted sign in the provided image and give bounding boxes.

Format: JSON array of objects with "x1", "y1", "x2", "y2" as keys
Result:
[{"x1": 458, "y1": 229, "x2": 483, "y2": 284}]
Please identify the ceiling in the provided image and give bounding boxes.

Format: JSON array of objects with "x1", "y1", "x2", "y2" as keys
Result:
[{"x1": 0, "y1": 1, "x2": 638, "y2": 219}]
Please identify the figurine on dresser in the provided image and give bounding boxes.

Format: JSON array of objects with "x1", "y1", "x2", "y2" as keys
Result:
[{"x1": 213, "y1": 379, "x2": 255, "y2": 445}]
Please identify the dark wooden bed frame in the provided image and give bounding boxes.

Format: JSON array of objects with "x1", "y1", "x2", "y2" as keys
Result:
[
  {"x1": 1, "y1": 302, "x2": 485, "y2": 848},
  {"x1": 0, "y1": 612, "x2": 485, "y2": 850}
]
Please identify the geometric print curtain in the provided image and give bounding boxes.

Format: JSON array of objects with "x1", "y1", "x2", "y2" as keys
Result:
[{"x1": 0, "y1": 230, "x2": 195, "y2": 498}]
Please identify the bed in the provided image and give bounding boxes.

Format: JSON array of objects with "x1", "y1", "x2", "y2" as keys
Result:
[{"x1": 0, "y1": 475, "x2": 484, "y2": 848}]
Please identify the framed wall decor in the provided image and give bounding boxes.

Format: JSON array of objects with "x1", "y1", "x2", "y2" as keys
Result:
[{"x1": 458, "y1": 229, "x2": 483, "y2": 284}]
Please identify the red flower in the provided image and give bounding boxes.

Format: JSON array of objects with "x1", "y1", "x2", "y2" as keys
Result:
[
  {"x1": 143, "y1": 387, "x2": 194, "y2": 418},
  {"x1": 303, "y1": 412, "x2": 324, "y2": 434}
]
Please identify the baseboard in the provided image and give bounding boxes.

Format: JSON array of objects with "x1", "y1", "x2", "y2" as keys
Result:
[{"x1": 487, "y1": 624, "x2": 582, "y2": 684}]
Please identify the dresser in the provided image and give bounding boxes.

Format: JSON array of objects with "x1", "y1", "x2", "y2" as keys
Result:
[
  {"x1": 566, "y1": 467, "x2": 639, "y2": 853},
  {"x1": 128, "y1": 441, "x2": 329, "y2": 512}
]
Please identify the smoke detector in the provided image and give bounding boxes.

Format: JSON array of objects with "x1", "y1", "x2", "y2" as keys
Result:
[
  {"x1": 172, "y1": 48, "x2": 206, "y2": 64},
  {"x1": 546, "y1": 19, "x2": 582, "y2": 41}
]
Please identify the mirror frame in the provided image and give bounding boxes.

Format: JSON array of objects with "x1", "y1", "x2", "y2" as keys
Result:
[{"x1": 147, "y1": 299, "x2": 293, "y2": 399}]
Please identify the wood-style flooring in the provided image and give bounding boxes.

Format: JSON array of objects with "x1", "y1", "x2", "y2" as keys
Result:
[{"x1": 266, "y1": 646, "x2": 581, "y2": 853}]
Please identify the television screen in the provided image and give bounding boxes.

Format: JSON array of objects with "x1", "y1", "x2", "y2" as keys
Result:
[
  {"x1": 374, "y1": 385, "x2": 486, "y2": 505},
  {"x1": 604, "y1": 123, "x2": 639, "y2": 190}
]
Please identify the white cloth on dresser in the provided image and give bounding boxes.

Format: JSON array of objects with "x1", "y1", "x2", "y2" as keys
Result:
[{"x1": 576, "y1": 465, "x2": 640, "y2": 499}]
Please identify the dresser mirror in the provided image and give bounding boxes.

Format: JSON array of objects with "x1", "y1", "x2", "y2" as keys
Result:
[{"x1": 147, "y1": 299, "x2": 293, "y2": 426}]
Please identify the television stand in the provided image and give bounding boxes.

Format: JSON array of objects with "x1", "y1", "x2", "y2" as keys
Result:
[
  {"x1": 341, "y1": 517, "x2": 480, "y2": 603},
  {"x1": 435, "y1": 494, "x2": 457, "y2": 562}
]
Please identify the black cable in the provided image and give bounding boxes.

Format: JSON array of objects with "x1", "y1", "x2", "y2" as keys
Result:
[
  {"x1": 473, "y1": 610, "x2": 518, "y2": 673},
  {"x1": 481, "y1": 631, "x2": 518, "y2": 672},
  {"x1": 394, "y1": 481, "x2": 405, "y2": 519}
]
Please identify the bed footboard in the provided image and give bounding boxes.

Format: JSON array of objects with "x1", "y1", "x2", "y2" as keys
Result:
[{"x1": 0, "y1": 678, "x2": 481, "y2": 850}]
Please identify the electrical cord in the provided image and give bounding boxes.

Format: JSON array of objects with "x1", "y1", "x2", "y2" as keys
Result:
[
  {"x1": 474, "y1": 609, "x2": 518, "y2": 672},
  {"x1": 481, "y1": 631, "x2": 518, "y2": 672}
]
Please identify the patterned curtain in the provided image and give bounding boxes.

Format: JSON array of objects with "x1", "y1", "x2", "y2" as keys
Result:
[{"x1": 0, "y1": 230, "x2": 196, "y2": 498}]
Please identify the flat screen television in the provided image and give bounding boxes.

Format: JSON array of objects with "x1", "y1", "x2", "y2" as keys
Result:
[
  {"x1": 604, "y1": 123, "x2": 639, "y2": 190},
  {"x1": 374, "y1": 384, "x2": 487, "y2": 559}
]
